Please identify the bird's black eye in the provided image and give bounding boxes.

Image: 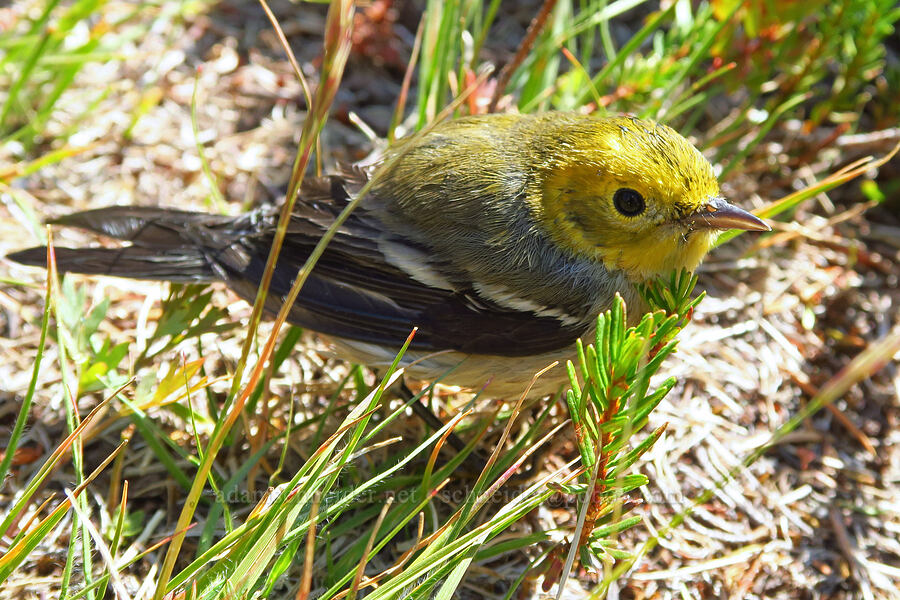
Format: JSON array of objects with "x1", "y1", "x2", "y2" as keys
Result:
[{"x1": 613, "y1": 188, "x2": 645, "y2": 217}]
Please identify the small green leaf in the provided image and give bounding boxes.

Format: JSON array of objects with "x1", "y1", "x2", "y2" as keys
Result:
[{"x1": 589, "y1": 515, "x2": 642, "y2": 539}]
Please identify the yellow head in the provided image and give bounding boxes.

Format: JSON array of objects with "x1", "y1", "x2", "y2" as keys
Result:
[{"x1": 528, "y1": 115, "x2": 768, "y2": 281}]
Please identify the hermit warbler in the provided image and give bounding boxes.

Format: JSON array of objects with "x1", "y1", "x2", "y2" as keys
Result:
[{"x1": 9, "y1": 112, "x2": 769, "y2": 396}]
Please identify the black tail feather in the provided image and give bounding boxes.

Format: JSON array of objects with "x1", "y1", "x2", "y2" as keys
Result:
[
  {"x1": 6, "y1": 206, "x2": 239, "y2": 282},
  {"x1": 50, "y1": 207, "x2": 235, "y2": 248},
  {"x1": 7, "y1": 246, "x2": 219, "y2": 282}
]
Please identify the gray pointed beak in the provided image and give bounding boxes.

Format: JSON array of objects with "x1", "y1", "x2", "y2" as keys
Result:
[{"x1": 687, "y1": 197, "x2": 771, "y2": 231}]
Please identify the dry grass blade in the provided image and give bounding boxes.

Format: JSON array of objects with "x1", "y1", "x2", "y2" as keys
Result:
[
  {"x1": 1, "y1": 377, "x2": 129, "y2": 540},
  {"x1": 152, "y1": 1, "x2": 355, "y2": 595},
  {"x1": 717, "y1": 138, "x2": 900, "y2": 247},
  {"x1": 601, "y1": 327, "x2": 900, "y2": 594},
  {"x1": 0, "y1": 437, "x2": 129, "y2": 580},
  {"x1": 295, "y1": 491, "x2": 322, "y2": 600},
  {"x1": 258, "y1": 0, "x2": 312, "y2": 111},
  {"x1": 487, "y1": 0, "x2": 559, "y2": 112},
  {"x1": 481, "y1": 362, "x2": 558, "y2": 478},
  {"x1": 389, "y1": 17, "x2": 424, "y2": 142},
  {"x1": 350, "y1": 496, "x2": 395, "y2": 597},
  {"x1": 745, "y1": 327, "x2": 900, "y2": 466},
  {"x1": 63, "y1": 487, "x2": 130, "y2": 599}
]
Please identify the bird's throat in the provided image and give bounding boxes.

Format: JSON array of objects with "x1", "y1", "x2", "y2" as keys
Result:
[{"x1": 594, "y1": 228, "x2": 717, "y2": 283}]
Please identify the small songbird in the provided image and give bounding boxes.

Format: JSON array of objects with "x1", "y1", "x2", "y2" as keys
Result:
[{"x1": 8, "y1": 112, "x2": 769, "y2": 397}]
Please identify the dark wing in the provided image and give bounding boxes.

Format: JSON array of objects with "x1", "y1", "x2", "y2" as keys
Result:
[
  {"x1": 8, "y1": 171, "x2": 589, "y2": 357},
  {"x1": 218, "y1": 175, "x2": 588, "y2": 357}
]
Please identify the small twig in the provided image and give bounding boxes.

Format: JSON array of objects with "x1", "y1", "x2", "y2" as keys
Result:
[
  {"x1": 487, "y1": 0, "x2": 559, "y2": 113},
  {"x1": 794, "y1": 377, "x2": 878, "y2": 457},
  {"x1": 389, "y1": 17, "x2": 424, "y2": 142},
  {"x1": 829, "y1": 507, "x2": 874, "y2": 600}
]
